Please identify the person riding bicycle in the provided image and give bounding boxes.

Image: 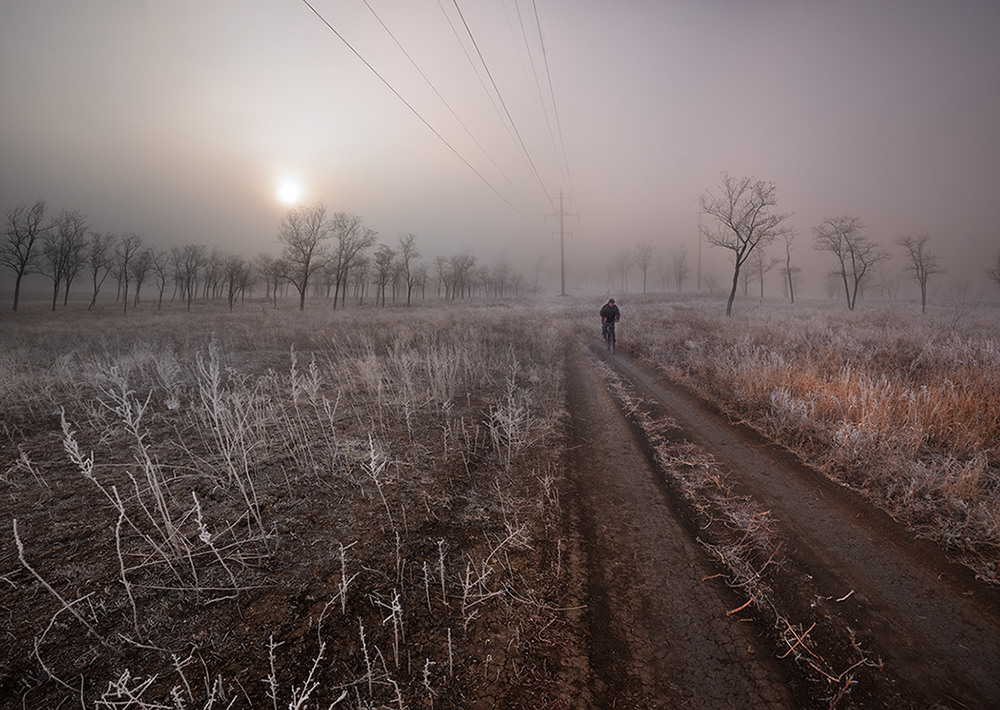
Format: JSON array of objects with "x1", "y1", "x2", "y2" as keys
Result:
[{"x1": 600, "y1": 298, "x2": 620, "y2": 348}]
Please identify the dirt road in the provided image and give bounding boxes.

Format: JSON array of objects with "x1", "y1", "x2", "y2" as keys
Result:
[{"x1": 562, "y1": 339, "x2": 1000, "y2": 708}]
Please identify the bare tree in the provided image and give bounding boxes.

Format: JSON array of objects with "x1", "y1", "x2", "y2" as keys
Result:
[
  {"x1": 449, "y1": 254, "x2": 476, "y2": 299},
  {"x1": 615, "y1": 251, "x2": 634, "y2": 293},
  {"x1": 172, "y1": 243, "x2": 207, "y2": 310},
  {"x1": 391, "y1": 260, "x2": 405, "y2": 304},
  {"x1": 492, "y1": 263, "x2": 512, "y2": 297},
  {"x1": 254, "y1": 253, "x2": 287, "y2": 307},
  {"x1": 876, "y1": 272, "x2": 902, "y2": 300},
  {"x1": 114, "y1": 233, "x2": 143, "y2": 314},
  {"x1": 38, "y1": 234, "x2": 68, "y2": 311},
  {"x1": 57, "y1": 211, "x2": 89, "y2": 306},
  {"x1": 38, "y1": 209, "x2": 88, "y2": 310},
  {"x1": 896, "y1": 233, "x2": 943, "y2": 314},
  {"x1": 397, "y1": 232, "x2": 420, "y2": 305},
  {"x1": 318, "y1": 260, "x2": 336, "y2": 300},
  {"x1": 634, "y1": 239, "x2": 655, "y2": 293},
  {"x1": 350, "y1": 254, "x2": 370, "y2": 305},
  {"x1": 238, "y1": 260, "x2": 256, "y2": 304},
  {"x1": 149, "y1": 248, "x2": 171, "y2": 310},
  {"x1": 3, "y1": 200, "x2": 49, "y2": 310},
  {"x1": 748, "y1": 247, "x2": 781, "y2": 299},
  {"x1": 604, "y1": 261, "x2": 617, "y2": 294},
  {"x1": 532, "y1": 256, "x2": 546, "y2": 295},
  {"x1": 413, "y1": 262, "x2": 429, "y2": 300},
  {"x1": 670, "y1": 246, "x2": 689, "y2": 292},
  {"x1": 781, "y1": 232, "x2": 800, "y2": 303},
  {"x1": 513, "y1": 271, "x2": 525, "y2": 297},
  {"x1": 813, "y1": 216, "x2": 888, "y2": 310},
  {"x1": 130, "y1": 247, "x2": 153, "y2": 306},
  {"x1": 699, "y1": 173, "x2": 792, "y2": 316},
  {"x1": 328, "y1": 212, "x2": 376, "y2": 309},
  {"x1": 987, "y1": 250, "x2": 1000, "y2": 294},
  {"x1": 435, "y1": 256, "x2": 452, "y2": 299},
  {"x1": 87, "y1": 231, "x2": 114, "y2": 310},
  {"x1": 277, "y1": 202, "x2": 332, "y2": 311},
  {"x1": 169, "y1": 247, "x2": 184, "y2": 302},
  {"x1": 223, "y1": 254, "x2": 251, "y2": 311},
  {"x1": 201, "y1": 249, "x2": 226, "y2": 301},
  {"x1": 372, "y1": 243, "x2": 396, "y2": 307},
  {"x1": 472, "y1": 264, "x2": 490, "y2": 298}
]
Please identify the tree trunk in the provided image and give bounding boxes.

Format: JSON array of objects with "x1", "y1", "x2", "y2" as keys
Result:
[
  {"x1": 13, "y1": 272, "x2": 24, "y2": 311},
  {"x1": 725, "y1": 268, "x2": 739, "y2": 317}
]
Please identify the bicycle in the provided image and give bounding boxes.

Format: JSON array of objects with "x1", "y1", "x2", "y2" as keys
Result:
[{"x1": 602, "y1": 320, "x2": 617, "y2": 353}]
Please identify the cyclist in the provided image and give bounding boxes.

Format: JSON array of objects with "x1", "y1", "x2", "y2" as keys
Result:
[{"x1": 600, "y1": 298, "x2": 620, "y2": 351}]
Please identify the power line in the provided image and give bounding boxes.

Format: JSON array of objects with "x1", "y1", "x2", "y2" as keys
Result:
[
  {"x1": 509, "y1": 0, "x2": 561, "y2": 191},
  {"x1": 531, "y1": 0, "x2": 575, "y2": 202},
  {"x1": 360, "y1": 0, "x2": 539, "y2": 217},
  {"x1": 449, "y1": 0, "x2": 552, "y2": 202},
  {"x1": 297, "y1": 0, "x2": 541, "y2": 230},
  {"x1": 436, "y1": 0, "x2": 512, "y2": 149}
]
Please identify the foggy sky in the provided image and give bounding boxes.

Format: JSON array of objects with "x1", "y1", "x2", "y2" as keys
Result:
[{"x1": 2, "y1": 0, "x2": 998, "y2": 298}]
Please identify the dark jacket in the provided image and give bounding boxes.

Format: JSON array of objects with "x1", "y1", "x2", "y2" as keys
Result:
[{"x1": 600, "y1": 302, "x2": 620, "y2": 322}]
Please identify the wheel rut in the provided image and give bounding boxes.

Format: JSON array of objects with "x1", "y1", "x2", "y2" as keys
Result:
[
  {"x1": 564, "y1": 342, "x2": 794, "y2": 708},
  {"x1": 578, "y1": 342, "x2": 1000, "y2": 708}
]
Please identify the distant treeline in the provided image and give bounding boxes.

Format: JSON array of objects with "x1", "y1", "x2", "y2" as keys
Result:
[{"x1": 2, "y1": 200, "x2": 537, "y2": 313}]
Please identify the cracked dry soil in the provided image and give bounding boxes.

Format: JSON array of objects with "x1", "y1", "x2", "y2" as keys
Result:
[{"x1": 560, "y1": 338, "x2": 1000, "y2": 708}]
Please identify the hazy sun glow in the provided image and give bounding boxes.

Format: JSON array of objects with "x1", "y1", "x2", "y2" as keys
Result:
[{"x1": 277, "y1": 181, "x2": 302, "y2": 205}]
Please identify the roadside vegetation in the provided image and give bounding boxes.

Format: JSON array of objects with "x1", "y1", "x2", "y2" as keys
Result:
[
  {"x1": 588, "y1": 354, "x2": 883, "y2": 706},
  {"x1": 0, "y1": 303, "x2": 573, "y2": 708},
  {"x1": 4, "y1": 292, "x2": 998, "y2": 707},
  {"x1": 618, "y1": 295, "x2": 1000, "y2": 580}
]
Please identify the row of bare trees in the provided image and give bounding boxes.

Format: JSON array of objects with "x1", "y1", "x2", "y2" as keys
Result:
[
  {"x1": 274, "y1": 202, "x2": 527, "y2": 310},
  {"x1": 3, "y1": 199, "x2": 534, "y2": 312},
  {"x1": 602, "y1": 240, "x2": 692, "y2": 295},
  {"x1": 1, "y1": 200, "x2": 156, "y2": 312},
  {"x1": 602, "y1": 173, "x2": 985, "y2": 316},
  {"x1": 811, "y1": 217, "x2": 946, "y2": 314},
  {"x1": 697, "y1": 172, "x2": 957, "y2": 316},
  {"x1": 616, "y1": 214, "x2": 943, "y2": 316}
]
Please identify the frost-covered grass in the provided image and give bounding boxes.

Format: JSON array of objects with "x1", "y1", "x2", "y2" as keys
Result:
[
  {"x1": 0, "y1": 301, "x2": 570, "y2": 708},
  {"x1": 617, "y1": 295, "x2": 1000, "y2": 578}
]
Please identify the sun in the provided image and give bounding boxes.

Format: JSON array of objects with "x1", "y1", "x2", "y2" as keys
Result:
[{"x1": 277, "y1": 181, "x2": 302, "y2": 205}]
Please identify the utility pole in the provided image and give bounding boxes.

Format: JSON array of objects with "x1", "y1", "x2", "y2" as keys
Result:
[{"x1": 548, "y1": 189, "x2": 572, "y2": 296}]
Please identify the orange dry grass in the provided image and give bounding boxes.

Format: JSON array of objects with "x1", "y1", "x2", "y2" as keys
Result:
[{"x1": 617, "y1": 296, "x2": 1000, "y2": 576}]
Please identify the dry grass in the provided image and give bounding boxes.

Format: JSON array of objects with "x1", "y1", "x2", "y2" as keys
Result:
[
  {"x1": 616, "y1": 295, "x2": 1000, "y2": 578},
  {"x1": 588, "y1": 352, "x2": 883, "y2": 701},
  {"x1": 0, "y1": 301, "x2": 572, "y2": 707}
]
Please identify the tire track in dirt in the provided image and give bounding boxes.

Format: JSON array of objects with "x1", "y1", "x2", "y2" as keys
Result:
[
  {"x1": 599, "y1": 346, "x2": 1000, "y2": 708},
  {"x1": 564, "y1": 344, "x2": 794, "y2": 708}
]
